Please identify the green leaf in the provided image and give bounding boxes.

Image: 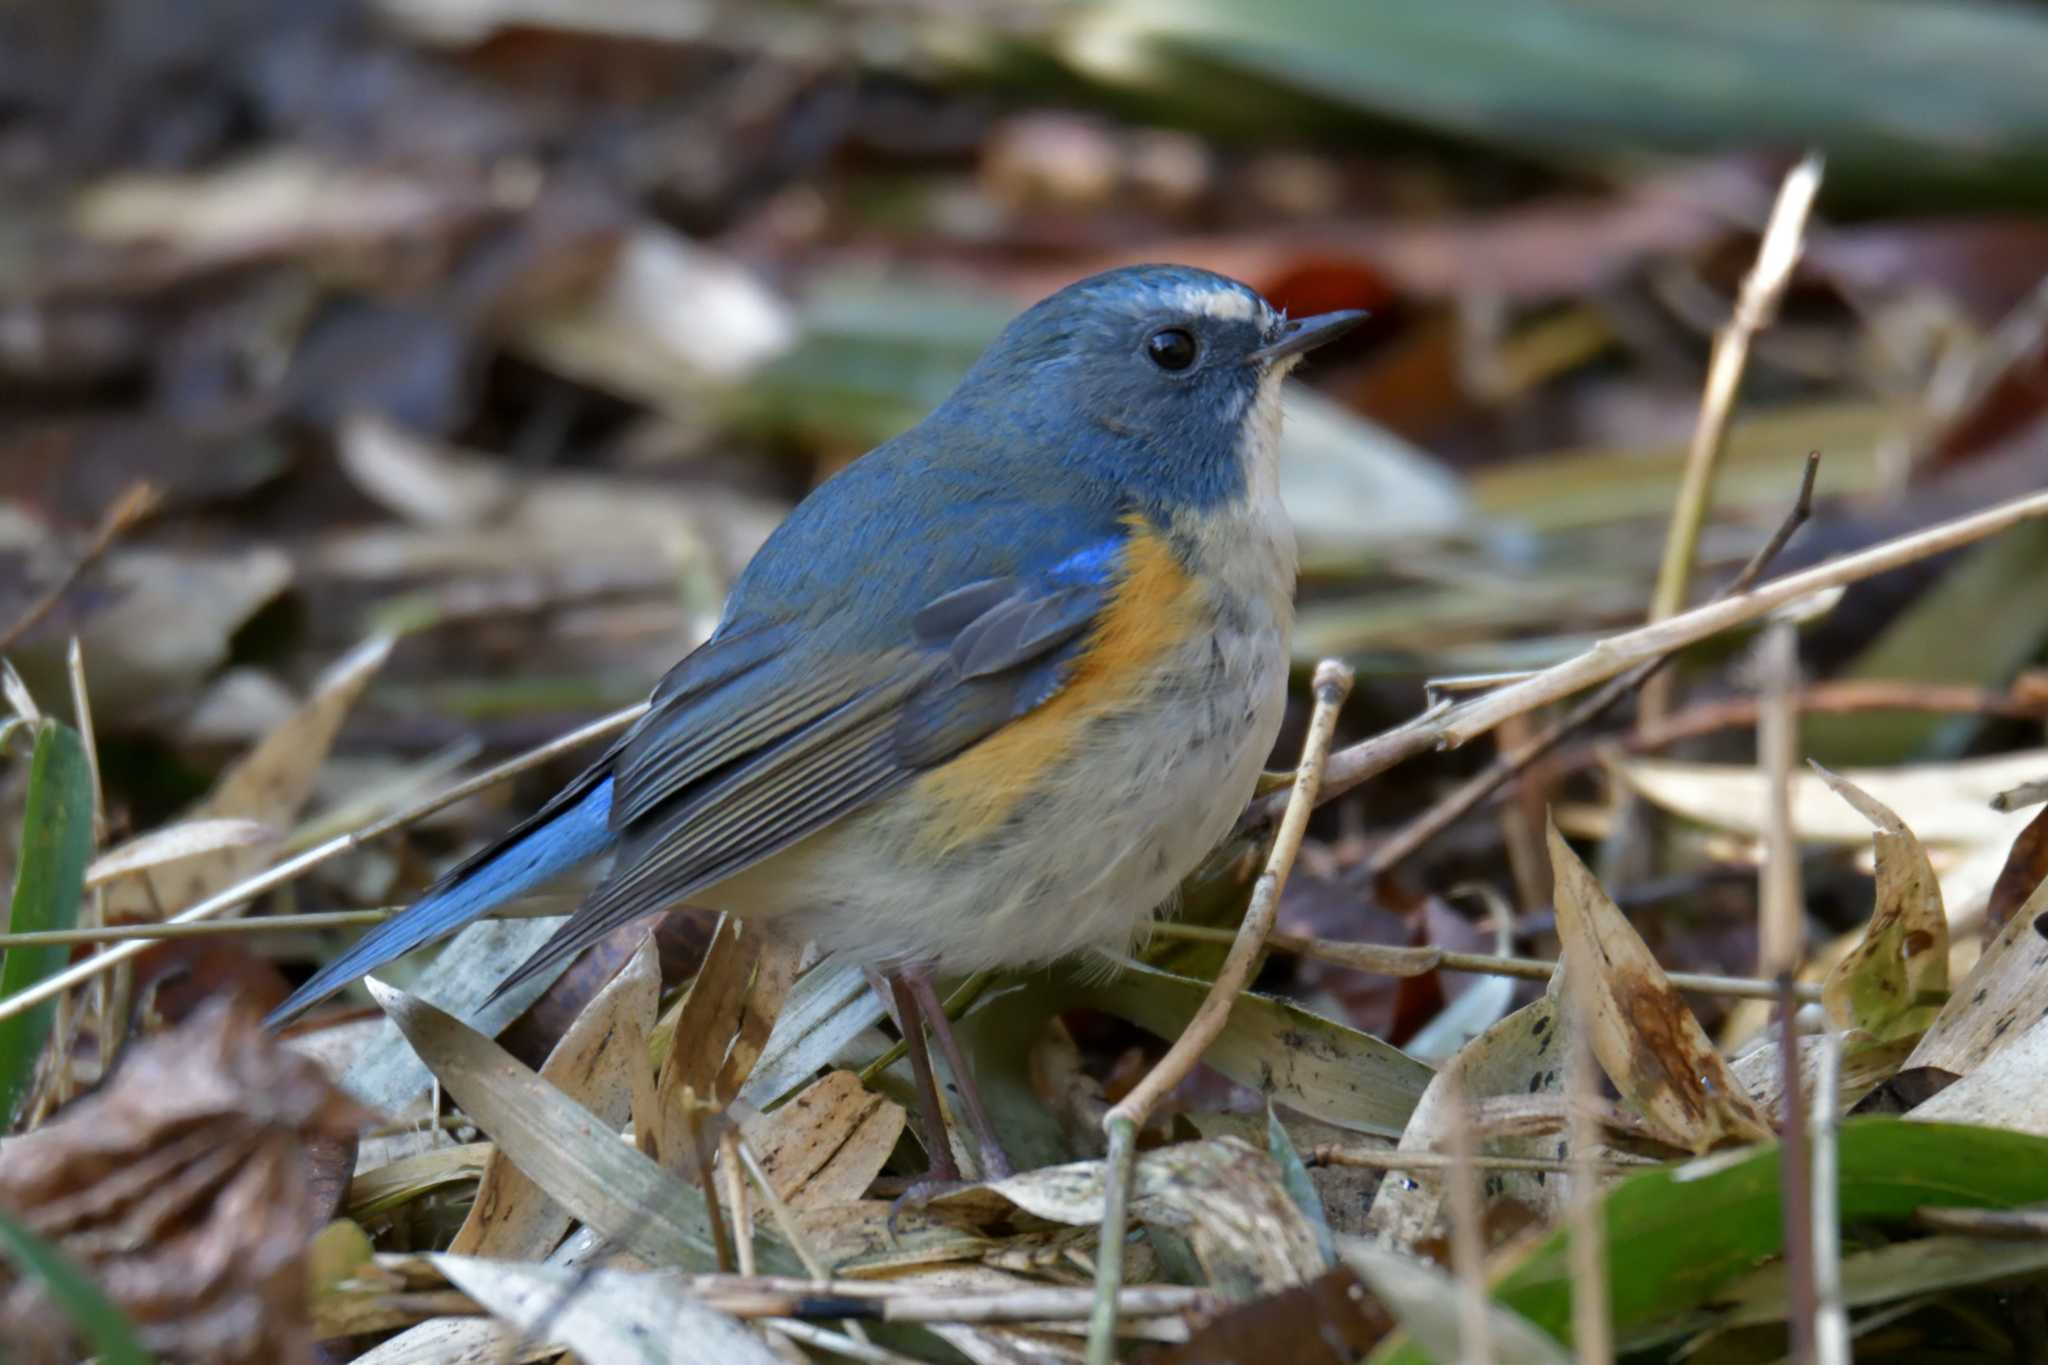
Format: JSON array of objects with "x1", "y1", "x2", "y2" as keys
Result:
[
  {"x1": 0, "y1": 1205, "x2": 153, "y2": 1365},
  {"x1": 1371, "y1": 1118, "x2": 2048, "y2": 1362},
  {"x1": 0, "y1": 721, "x2": 94, "y2": 1126}
]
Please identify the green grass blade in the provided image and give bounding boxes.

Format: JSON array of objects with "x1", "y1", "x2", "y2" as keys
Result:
[
  {"x1": 1, "y1": 721, "x2": 94, "y2": 1125},
  {"x1": 0, "y1": 1206, "x2": 154, "y2": 1365}
]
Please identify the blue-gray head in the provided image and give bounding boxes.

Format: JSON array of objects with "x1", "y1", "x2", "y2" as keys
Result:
[{"x1": 934, "y1": 264, "x2": 1365, "y2": 515}]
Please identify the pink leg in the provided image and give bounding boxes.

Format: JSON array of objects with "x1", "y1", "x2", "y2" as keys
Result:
[
  {"x1": 904, "y1": 966, "x2": 1014, "y2": 1180},
  {"x1": 887, "y1": 973, "x2": 961, "y2": 1183}
]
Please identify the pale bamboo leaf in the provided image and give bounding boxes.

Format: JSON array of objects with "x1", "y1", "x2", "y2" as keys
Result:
[
  {"x1": 433, "y1": 1257, "x2": 783, "y2": 1365},
  {"x1": 449, "y1": 931, "x2": 659, "y2": 1258}
]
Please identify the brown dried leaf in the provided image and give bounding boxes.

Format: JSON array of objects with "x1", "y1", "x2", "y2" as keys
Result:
[
  {"x1": 1815, "y1": 765, "x2": 1950, "y2": 1042},
  {"x1": 737, "y1": 1069, "x2": 905, "y2": 1210},
  {"x1": 447, "y1": 931, "x2": 657, "y2": 1260},
  {"x1": 1547, "y1": 816, "x2": 1771, "y2": 1152},
  {"x1": 1904, "y1": 869, "x2": 2048, "y2": 1079},
  {"x1": 1986, "y1": 803, "x2": 2048, "y2": 934},
  {"x1": 644, "y1": 916, "x2": 800, "y2": 1171},
  {"x1": 1147, "y1": 1264, "x2": 1391, "y2": 1365},
  {"x1": 0, "y1": 1001, "x2": 369, "y2": 1364}
]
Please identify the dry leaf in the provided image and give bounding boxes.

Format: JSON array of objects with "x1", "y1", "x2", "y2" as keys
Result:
[
  {"x1": 1547, "y1": 816, "x2": 1770, "y2": 1152},
  {"x1": 736, "y1": 957, "x2": 885, "y2": 1109},
  {"x1": 1814, "y1": 765, "x2": 1949, "y2": 1042},
  {"x1": 1906, "y1": 1009, "x2": 2048, "y2": 1136},
  {"x1": 1616, "y1": 750, "x2": 2046, "y2": 848},
  {"x1": 1728, "y1": 1032, "x2": 1916, "y2": 1127},
  {"x1": 337, "y1": 413, "x2": 517, "y2": 528},
  {"x1": 1147, "y1": 1264, "x2": 1391, "y2": 1365},
  {"x1": 1339, "y1": 1237, "x2": 1574, "y2": 1365},
  {"x1": 0, "y1": 1001, "x2": 368, "y2": 1364},
  {"x1": 1985, "y1": 803, "x2": 2048, "y2": 933},
  {"x1": 1367, "y1": 989, "x2": 1571, "y2": 1247},
  {"x1": 346, "y1": 1142, "x2": 492, "y2": 1220},
  {"x1": 84, "y1": 818, "x2": 276, "y2": 889},
  {"x1": 645, "y1": 914, "x2": 760, "y2": 1168},
  {"x1": 448, "y1": 931, "x2": 659, "y2": 1259},
  {"x1": 364, "y1": 980, "x2": 797, "y2": 1273},
  {"x1": 433, "y1": 1257, "x2": 784, "y2": 1365},
  {"x1": 511, "y1": 226, "x2": 797, "y2": 404},
  {"x1": 738, "y1": 1069, "x2": 905, "y2": 1210},
  {"x1": 933, "y1": 1138, "x2": 1324, "y2": 1299},
  {"x1": 1903, "y1": 870, "x2": 2048, "y2": 1078}
]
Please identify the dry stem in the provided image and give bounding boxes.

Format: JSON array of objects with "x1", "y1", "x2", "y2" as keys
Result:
[
  {"x1": 1262, "y1": 482, "x2": 2048, "y2": 829},
  {"x1": 1758, "y1": 619, "x2": 1816, "y2": 1363},
  {"x1": 1085, "y1": 659, "x2": 1353, "y2": 1365},
  {"x1": 1641, "y1": 153, "x2": 1822, "y2": 724},
  {"x1": 1147, "y1": 922, "x2": 1822, "y2": 1003},
  {"x1": 1367, "y1": 451, "x2": 1819, "y2": 875}
]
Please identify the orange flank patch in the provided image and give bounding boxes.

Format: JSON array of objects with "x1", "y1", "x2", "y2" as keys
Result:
[{"x1": 909, "y1": 519, "x2": 1201, "y2": 853}]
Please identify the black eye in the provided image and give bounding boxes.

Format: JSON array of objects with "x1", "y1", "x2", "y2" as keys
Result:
[{"x1": 1146, "y1": 327, "x2": 1197, "y2": 372}]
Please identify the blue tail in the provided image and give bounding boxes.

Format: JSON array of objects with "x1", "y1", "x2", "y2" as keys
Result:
[{"x1": 265, "y1": 775, "x2": 617, "y2": 1028}]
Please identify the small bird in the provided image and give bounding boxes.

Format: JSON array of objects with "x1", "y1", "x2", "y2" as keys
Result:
[{"x1": 267, "y1": 264, "x2": 1362, "y2": 1179}]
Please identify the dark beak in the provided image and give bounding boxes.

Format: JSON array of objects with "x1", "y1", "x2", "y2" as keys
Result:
[{"x1": 1249, "y1": 309, "x2": 1369, "y2": 365}]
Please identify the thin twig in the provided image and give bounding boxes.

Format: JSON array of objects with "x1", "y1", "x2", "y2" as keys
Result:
[
  {"x1": 1086, "y1": 660, "x2": 1353, "y2": 1365},
  {"x1": 1592, "y1": 681, "x2": 2048, "y2": 770},
  {"x1": 1307, "y1": 1146, "x2": 1654, "y2": 1177},
  {"x1": 1565, "y1": 982, "x2": 1613, "y2": 1365},
  {"x1": 0, "y1": 482, "x2": 160, "y2": 654},
  {"x1": 719, "y1": 1126, "x2": 755, "y2": 1278},
  {"x1": 1367, "y1": 451, "x2": 1819, "y2": 875},
  {"x1": 649, "y1": 1274, "x2": 1213, "y2": 1322},
  {"x1": 0, "y1": 901, "x2": 578, "y2": 949},
  {"x1": 1991, "y1": 777, "x2": 2048, "y2": 814},
  {"x1": 1757, "y1": 624, "x2": 1806, "y2": 983},
  {"x1": 1641, "y1": 153, "x2": 1823, "y2": 725},
  {"x1": 1264, "y1": 481, "x2": 2048, "y2": 828},
  {"x1": 1146, "y1": 922, "x2": 1822, "y2": 1003},
  {"x1": 1445, "y1": 1080, "x2": 1495, "y2": 1365},
  {"x1": 732, "y1": 1126, "x2": 873, "y2": 1347},
  {"x1": 1812, "y1": 1028, "x2": 1849, "y2": 1365},
  {"x1": 1757, "y1": 620, "x2": 1816, "y2": 1364},
  {"x1": 1913, "y1": 1205, "x2": 2048, "y2": 1238},
  {"x1": 1435, "y1": 485, "x2": 2048, "y2": 751},
  {"x1": 0, "y1": 701, "x2": 646, "y2": 1026},
  {"x1": 764, "y1": 1320, "x2": 919, "y2": 1364}
]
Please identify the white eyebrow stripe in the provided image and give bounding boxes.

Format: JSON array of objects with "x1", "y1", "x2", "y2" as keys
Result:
[{"x1": 1168, "y1": 284, "x2": 1260, "y2": 323}]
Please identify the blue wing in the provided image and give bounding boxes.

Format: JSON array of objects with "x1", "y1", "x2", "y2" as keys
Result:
[
  {"x1": 266, "y1": 427, "x2": 1135, "y2": 1025},
  {"x1": 484, "y1": 533, "x2": 1120, "y2": 997}
]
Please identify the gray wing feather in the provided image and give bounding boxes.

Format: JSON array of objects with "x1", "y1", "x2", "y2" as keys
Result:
[{"x1": 489, "y1": 562, "x2": 1115, "y2": 997}]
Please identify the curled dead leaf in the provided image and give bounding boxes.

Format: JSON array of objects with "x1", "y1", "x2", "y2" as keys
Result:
[
  {"x1": 0, "y1": 1001, "x2": 369, "y2": 1364},
  {"x1": 1546, "y1": 817, "x2": 1770, "y2": 1152},
  {"x1": 1814, "y1": 764, "x2": 1949, "y2": 1042}
]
